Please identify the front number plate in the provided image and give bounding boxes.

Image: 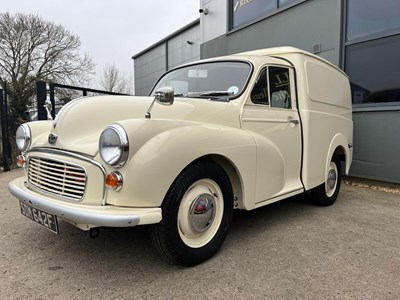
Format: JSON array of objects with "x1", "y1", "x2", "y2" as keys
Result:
[{"x1": 19, "y1": 201, "x2": 59, "y2": 234}]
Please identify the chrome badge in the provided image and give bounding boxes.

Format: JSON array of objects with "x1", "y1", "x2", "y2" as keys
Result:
[{"x1": 48, "y1": 133, "x2": 58, "y2": 145}]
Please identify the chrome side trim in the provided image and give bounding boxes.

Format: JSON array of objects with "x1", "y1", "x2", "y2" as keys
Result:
[{"x1": 27, "y1": 148, "x2": 108, "y2": 206}]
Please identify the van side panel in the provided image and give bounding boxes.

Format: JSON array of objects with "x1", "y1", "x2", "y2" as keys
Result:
[
  {"x1": 305, "y1": 60, "x2": 351, "y2": 109},
  {"x1": 276, "y1": 53, "x2": 353, "y2": 191},
  {"x1": 300, "y1": 56, "x2": 353, "y2": 190},
  {"x1": 300, "y1": 109, "x2": 353, "y2": 190}
]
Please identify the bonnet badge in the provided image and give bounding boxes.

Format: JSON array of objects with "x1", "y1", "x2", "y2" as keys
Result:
[{"x1": 48, "y1": 133, "x2": 58, "y2": 145}]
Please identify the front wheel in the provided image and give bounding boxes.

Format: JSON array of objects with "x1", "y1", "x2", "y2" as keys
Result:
[
  {"x1": 311, "y1": 155, "x2": 342, "y2": 206},
  {"x1": 150, "y1": 161, "x2": 233, "y2": 266}
]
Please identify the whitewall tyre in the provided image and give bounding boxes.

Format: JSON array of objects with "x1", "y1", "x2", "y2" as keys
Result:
[
  {"x1": 150, "y1": 160, "x2": 233, "y2": 266},
  {"x1": 311, "y1": 155, "x2": 342, "y2": 206}
]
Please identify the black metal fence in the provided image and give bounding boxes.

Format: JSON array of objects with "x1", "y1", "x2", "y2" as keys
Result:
[
  {"x1": 0, "y1": 85, "x2": 12, "y2": 171},
  {"x1": 36, "y1": 81, "x2": 129, "y2": 120},
  {"x1": 0, "y1": 81, "x2": 129, "y2": 172}
]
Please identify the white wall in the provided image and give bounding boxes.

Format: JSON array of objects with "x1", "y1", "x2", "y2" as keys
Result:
[{"x1": 200, "y1": 0, "x2": 227, "y2": 44}]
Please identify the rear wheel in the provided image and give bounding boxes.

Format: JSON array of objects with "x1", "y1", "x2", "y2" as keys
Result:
[
  {"x1": 150, "y1": 161, "x2": 233, "y2": 266},
  {"x1": 311, "y1": 155, "x2": 342, "y2": 206}
]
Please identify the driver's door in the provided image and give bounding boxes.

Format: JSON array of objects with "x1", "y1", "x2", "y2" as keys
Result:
[{"x1": 242, "y1": 65, "x2": 303, "y2": 204}]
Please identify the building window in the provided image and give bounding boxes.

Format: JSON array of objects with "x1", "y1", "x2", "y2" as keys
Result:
[
  {"x1": 345, "y1": 35, "x2": 400, "y2": 105},
  {"x1": 229, "y1": 0, "x2": 307, "y2": 30},
  {"x1": 278, "y1": 0, "x2": 298, "y2": 8},
  {"x1": 231, "y1": 0, "x2": 277, "y2": 29},
  {"x1": 347, "y1": 0, "x2": 400, "y2": 41}
]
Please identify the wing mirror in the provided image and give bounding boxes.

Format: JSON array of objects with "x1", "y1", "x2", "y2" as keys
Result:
[
  {"x1": 155, "y1": 87, "x2": 174, "y2": 106},
  {"x1": 145, "y1": 87, "x2": 175, "y2": 119}
]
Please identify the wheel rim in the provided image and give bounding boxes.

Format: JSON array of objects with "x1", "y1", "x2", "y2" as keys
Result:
[
  {"x1": 178, "y1": 179, "x2": 224, "y2": 248},
  {"x1": 325, "y1": 161, "x2": 338, "y2": 197}
]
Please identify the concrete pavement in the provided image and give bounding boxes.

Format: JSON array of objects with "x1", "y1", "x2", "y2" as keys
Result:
[{"x1": 1, "y1": 169, "x2": 399, "y2": 299}]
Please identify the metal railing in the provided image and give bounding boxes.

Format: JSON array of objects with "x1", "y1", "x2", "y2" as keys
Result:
[
  {"x1": 36, "y1": 81, "x2": 130, "y2": 120},
  {"x1": 0, "y1": 86, "x2": 11, "y2": 171},
  {"x1": 0, "y1": 81, "x2": 130, "y2": 172}
]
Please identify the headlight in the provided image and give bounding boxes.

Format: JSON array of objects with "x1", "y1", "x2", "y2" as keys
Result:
[
  {"x1": 16, "y1": 124, "x2": 31, "y2": 152},
  {"x1": 99, "y1": 124, "x2": 129, "y2": 167}
]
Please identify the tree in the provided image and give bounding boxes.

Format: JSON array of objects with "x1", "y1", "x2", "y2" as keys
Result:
[
  {"x1": 0, "y1": 12, "x2": 95, "y2": 119},
  {"x1": 100, "y1": 63, "x2": 133, "y2": 94}
]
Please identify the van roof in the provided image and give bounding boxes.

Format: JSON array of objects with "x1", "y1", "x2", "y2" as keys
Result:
[{"x1": 235, "y1": 46, "x2": 347, "y2": 77}]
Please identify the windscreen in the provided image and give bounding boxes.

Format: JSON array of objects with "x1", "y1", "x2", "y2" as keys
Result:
[{"x1": 151, "y1": 61, "x2": 252, "y2": 100}]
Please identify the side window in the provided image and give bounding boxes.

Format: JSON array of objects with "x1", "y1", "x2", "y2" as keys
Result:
[
  {"x1": 251, "y1": 68, "x2": 269, "y2": 105},
  {"x1": 269, "y1": 67, "x2": 291, "y2": 109}
]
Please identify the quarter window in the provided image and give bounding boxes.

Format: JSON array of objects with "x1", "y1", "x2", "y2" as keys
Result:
[
  {"x1": 251, "y1": 66, "x2": 291, "y2": 108},
  {"x1": 269, "y1": 67, "x2": 291, "y2": 108},
  {"x1": 251, "y1": 68, "x2": 269, "y2": 105}
]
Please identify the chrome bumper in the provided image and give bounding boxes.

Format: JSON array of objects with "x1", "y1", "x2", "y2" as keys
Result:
[{"x1": 8, "y1": 177, "x2": 162, "y2": 229}]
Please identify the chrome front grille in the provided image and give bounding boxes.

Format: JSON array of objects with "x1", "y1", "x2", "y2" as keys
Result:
[{"x1": 28, "y1": 157, "x2": 87, "y2": 201}]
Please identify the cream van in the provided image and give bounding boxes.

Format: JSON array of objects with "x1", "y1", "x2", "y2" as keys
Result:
[{"x1": 9, "y1": 47, "x2": 353, "y2": 266}]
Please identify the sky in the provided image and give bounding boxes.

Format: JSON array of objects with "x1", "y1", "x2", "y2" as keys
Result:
[{"x1": 1, "y1": 0, "x2": 200, "y2": 89}]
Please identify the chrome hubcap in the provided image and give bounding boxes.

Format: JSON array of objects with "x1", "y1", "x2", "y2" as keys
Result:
[
  {"x1": 178, "y1": 179, "x2": 224, "y2": 248},
  {"x1": 327, "y1": 169, "x2": 337, "y2": 190},
  {"x1": 326, "y1": 161, "x2": 338, "y2": 197},
  {"x1": 188, "y1": 193, "x2": 215, "y2": 233}
]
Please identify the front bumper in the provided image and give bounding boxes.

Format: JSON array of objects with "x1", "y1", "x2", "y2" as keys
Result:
[{"x1": 9, "y1": 177, "x2": 162, "y2": 230}]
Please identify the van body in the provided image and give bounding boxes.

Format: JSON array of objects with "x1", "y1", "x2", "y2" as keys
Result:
[{"x1": 9, "y1": 47, "x2": 353, "y2": 266}]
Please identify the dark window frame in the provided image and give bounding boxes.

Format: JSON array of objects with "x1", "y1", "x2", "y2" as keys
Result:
[
  {"x1": 269, "y1": 66, "x2": 292, "y2": 109},
  {"x1": 346, "y1": 0, "x2": 400, "y2": 44},
  {"x1": 250, "y1": 65, "x2": 292, "y2": 109},
  {"x1": 345, "y1": 34, "x2": 400, "y2": 109},
  {"x1": 250, "y1": 67, "x2": 269, "y2": 105},
  {"x1": 228, "y1": 0, "x2": 308, "y2": 32},
  {"x1": 344, "y1": 0, "x2": 400, "y2": 110}
]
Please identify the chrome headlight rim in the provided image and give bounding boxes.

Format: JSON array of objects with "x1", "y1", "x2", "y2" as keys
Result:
[
  {"x1": 99, "y1": 124, "x2": 129, "y2": 168},
  {"x1": 16, "y1": 124, "x2": 31, "y2": 152}
]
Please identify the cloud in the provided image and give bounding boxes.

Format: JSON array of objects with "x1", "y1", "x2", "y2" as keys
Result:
[{"x1": 0, "y1": 0, "x2": 199, "y2": 88}]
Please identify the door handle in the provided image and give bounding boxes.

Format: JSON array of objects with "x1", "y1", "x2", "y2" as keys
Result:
[{"x1": 288, "y1": 119, "x2": 299, "y2": 125}]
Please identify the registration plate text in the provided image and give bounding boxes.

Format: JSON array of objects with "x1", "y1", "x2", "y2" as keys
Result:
[{"x1": 19, "y1": 201, "x2": 59, "y2": 234}]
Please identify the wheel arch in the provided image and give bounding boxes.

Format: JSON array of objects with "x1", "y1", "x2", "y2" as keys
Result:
[
  {"x1": 327, "y1": 133, "x2": 352, "y2": 177},
  {"x1": 183, "y1": 154, "x2": 245, "y2": 210}
]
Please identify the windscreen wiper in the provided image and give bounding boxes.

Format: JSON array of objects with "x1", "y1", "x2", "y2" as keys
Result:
[
  {"x1": 198, "y1": 91, "x2": 234, "y2": 97},
  {"x1": 183, "y1": 91, "x2": 233, "y2": 101}
]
